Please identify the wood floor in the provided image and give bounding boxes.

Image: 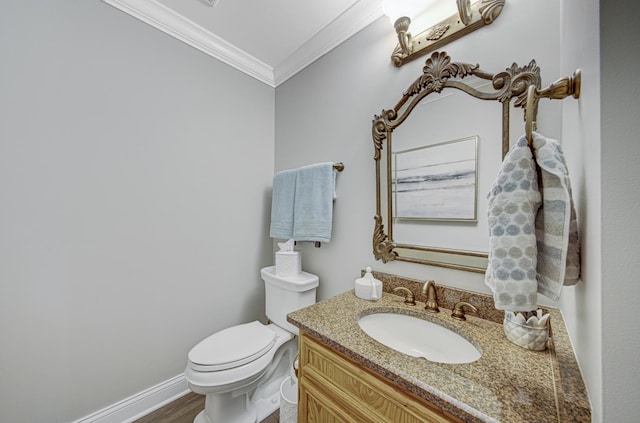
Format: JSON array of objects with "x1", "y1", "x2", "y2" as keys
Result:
[{"x1": 133, "y1": 392, "x2": 280, "y2": 423}]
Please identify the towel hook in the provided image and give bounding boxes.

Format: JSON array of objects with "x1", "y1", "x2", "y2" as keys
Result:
[
  {"x1": 525, "y1": 85, "x2": 537, "y2": 146},
  {"x1": 525, "y1": 69, "x2": 582, "y2": 147}
]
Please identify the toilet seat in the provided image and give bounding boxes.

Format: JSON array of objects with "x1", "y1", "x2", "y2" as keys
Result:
[
  {"x1": 188, "y1": 321, "x2": 277, "y2": 372},
  {"x1": 185, "y1": 323, "x2": 294, "y2": 395}
]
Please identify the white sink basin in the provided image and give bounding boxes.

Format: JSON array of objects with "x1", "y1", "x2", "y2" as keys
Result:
[{"x1": 358, "y1": 312, "x2": 481, "y2": 364}]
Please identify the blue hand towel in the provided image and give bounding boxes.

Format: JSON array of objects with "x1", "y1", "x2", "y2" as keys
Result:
[
  {"x1": 269, "y1": 169, "x2": 297, "y2": 240},
  {"x1": 292, "y1": 163, "x2": 336, "y2": 243}
]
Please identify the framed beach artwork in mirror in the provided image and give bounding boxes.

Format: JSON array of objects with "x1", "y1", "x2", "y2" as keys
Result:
[
  {"x1": 372, "y1": 51, "x2": 544, "y2": 273},
  {"x1": 392, "y1": 136, "x2": 478, "y2": 222}
]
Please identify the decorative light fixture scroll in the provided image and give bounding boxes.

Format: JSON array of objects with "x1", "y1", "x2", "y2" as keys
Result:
[
  {"x1": 372, "y1": 51, "x2": 543, "y2": 273},
  {"x1": 384, "y1": 0, "x2": 505, "y2": 67}
]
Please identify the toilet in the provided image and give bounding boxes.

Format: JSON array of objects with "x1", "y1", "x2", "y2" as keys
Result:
[{"x1": 185, "y1": 266, "x2": 318, "y2": 423}]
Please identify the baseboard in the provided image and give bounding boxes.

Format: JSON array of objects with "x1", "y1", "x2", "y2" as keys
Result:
[{"x1": 72, "y1": 374, "x2": 189, "y2": 423}]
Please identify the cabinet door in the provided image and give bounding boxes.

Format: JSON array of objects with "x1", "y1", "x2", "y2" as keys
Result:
[
  {"x1": 299, "y1": 375, "x2": 355, "y2": 423},
  {"x1": 298, "y1": 333, "x2": 462, "y2": 423}
]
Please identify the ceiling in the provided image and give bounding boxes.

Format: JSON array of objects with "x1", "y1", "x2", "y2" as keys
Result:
[{"x1": 102, "y1": 0, "x2": 385, "y2": 87}]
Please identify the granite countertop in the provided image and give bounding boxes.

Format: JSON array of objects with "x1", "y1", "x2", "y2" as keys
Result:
[{"x1": 287, "y1": 281, "x2": 591, "y2": 423}]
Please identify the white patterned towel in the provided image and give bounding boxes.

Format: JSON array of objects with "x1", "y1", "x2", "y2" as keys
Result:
[
  {"x1": 485, "y1": 136, "x2": 542, "y2": 311},
  {"x1": 531, "y1": 132, "x2": 580, "y2": 301},
  {"x1": 486, "y1": 134, "x2": 581, "y2": 311}
]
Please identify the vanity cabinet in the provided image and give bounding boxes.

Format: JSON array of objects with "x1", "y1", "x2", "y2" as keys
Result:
[{"x1": 298, "y1": 333, "x2": 462, "y2": 423}]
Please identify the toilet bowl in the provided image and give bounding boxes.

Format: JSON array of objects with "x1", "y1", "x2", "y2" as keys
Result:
[{"x1": 185, "y1": 266, "x2": 318, "y2": 423}]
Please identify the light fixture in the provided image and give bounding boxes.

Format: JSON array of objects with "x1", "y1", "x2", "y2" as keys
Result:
[{"x1": 383, "y1": 0, "x2": 505, "y2": 67}]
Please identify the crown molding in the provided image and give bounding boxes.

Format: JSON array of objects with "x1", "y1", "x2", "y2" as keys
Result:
[
  {"x1": 274, "y1": 0, "x2": 384, "y2": 86},
  {"x1": 102, "y1": 0, "x2": 383, "y2": 87},
  {"x1": 102, "y1": 0, "x2": 274, "y2": 86}
]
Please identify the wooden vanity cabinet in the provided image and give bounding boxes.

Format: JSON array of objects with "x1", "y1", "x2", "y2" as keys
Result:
[{"x1": 298, "y1": 333, "x2": 462, "y2": 423}]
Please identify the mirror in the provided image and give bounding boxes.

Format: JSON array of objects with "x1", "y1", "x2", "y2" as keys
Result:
[{"x1": 373, "y1": 52, "x2": 543, "y2": 273}]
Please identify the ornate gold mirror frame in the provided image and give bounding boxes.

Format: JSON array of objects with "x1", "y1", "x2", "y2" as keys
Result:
[{"x1": 372, "y1": 51, "x2": 543, "y2": 273}]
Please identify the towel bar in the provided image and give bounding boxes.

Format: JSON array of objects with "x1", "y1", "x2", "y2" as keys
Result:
[{"x1": 525, "y1": 69, "x2": 581, "y2": 145}]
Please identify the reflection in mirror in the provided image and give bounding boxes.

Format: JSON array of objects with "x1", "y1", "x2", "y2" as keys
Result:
[
  {"x1": 392, "y1": 136, "x2": 478, "y2": 223},
  {"x1": 372, "y1": 51, "x2": 543, "y2": 273}
]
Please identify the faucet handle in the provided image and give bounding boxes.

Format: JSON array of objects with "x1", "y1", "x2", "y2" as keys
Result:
[
  {"x1": 393, "y1": 287, "x2": 416, "y2": 305},
  {"x1": 451, "y1": 301, "x2": 478, "y2": 321}
]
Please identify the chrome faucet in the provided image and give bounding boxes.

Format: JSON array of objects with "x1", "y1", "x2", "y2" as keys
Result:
[{"x1": 421, "y1": 280, "x2": 439, "y2": 313}]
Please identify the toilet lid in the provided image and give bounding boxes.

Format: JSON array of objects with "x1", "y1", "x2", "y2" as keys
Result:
[{"x1": 188, "y1": 321, "x2": 277, "y2": 371}]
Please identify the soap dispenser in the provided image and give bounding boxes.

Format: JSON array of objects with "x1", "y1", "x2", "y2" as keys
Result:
[{"x1": 355, "y1": 267, "x2": 382, "y2": 301}]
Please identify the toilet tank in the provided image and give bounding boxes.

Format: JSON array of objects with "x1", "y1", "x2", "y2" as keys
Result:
[{"x1": 260, "y1": 266, "x2": 318, "y2": 335}]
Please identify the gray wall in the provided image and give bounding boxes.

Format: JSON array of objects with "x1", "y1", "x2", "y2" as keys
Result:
[
  {"x1": 560, "y1": 0, "x2": 603, "y2": 420},
  {"x1": 0, "y1": 1, "x2": 275, "y2": 422},
  {"x1": 276, "y1": 0, "x2": 610, "y2": 421},
  {"x1": 275, "y1": 0, "x2": 562, "y2": 302},
  {"x1": 2, "y1": 0, "x2": 637, "y2": 422},
  {"x1": 601, "y1": 0, "x2": 640, "y2": 421}
]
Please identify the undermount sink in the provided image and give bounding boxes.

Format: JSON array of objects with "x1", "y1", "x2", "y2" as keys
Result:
[{"x1": 358, "y1": 312, "x2": 481, "y2": 364}]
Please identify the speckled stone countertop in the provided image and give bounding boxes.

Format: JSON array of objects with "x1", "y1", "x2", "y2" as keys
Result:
[{"x1": 287, "y1": 272, "x2": 591, "y2": 423}]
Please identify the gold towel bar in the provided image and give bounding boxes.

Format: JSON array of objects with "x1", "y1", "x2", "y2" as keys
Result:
[
  {"x1": 333, "y1": 162, "x2": 345, "y2": 172},
  {"x1": 526, "y1": 69, "x2": 582, "y2": 145}
]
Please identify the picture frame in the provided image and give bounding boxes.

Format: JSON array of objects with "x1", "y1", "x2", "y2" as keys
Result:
[{"x1": 392, "y1": 136, "x2": 478, "y2": 222}]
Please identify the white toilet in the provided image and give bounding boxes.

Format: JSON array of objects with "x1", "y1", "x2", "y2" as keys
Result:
[{"x1": 185, "y1": 266, "x2": 318, "y2": 423}]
